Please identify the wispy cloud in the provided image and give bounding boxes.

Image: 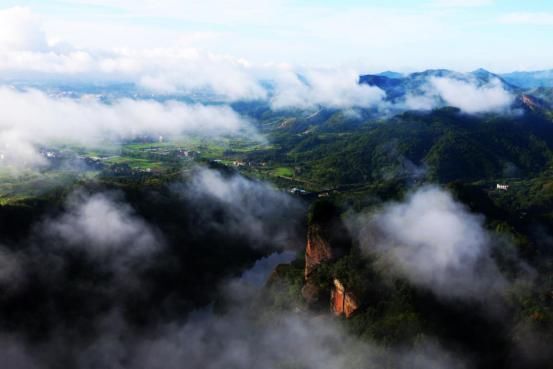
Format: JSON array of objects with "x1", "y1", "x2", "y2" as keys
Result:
[
  {"x1": 404, "y1": 77, "x2": 515, "y2": 114},
  {"x1": 175, "y1": 167, "x2": 306, "y2": 250},
  {"x1": 42, "y1": 191, "x2": 161, "y2": 257}
]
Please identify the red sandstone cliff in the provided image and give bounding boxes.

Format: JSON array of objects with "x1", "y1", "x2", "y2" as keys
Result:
[
  {"x1": 330, "y1": 278, "x2": 359, "y2": 318},
  {"x1": 301, "y1": 200, "x2": 356, "y2": 314},
  {"x1": 304, "y1": 223, "x2": 337, "y2": 278},
  {"x1": 303, "y1": 201, "x2": 351, "y2": 280}
]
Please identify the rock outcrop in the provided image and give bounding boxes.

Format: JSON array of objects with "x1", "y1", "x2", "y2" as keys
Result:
[
  {"x1": 304, "y1": 201, "x2": 351, "y2": 279},
  {"x1": 301, "y1": 200, "x2": 354, "y2": 313},
  {"x1": 304, "y1": 223, "x2": 336, "y2": 278},
  {"x1": 518, "y1": 94, "x2": 547, "y2": 112},
  {"x1": 330, "y1": 278, "x2": 359, "y2": 318}
]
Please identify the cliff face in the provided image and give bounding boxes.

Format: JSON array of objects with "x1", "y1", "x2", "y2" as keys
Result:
[
  {"x1": 304, "y1": 201, "x2": 351, "y2": 280},
  {"x1": 330, "y1": 278, "x2": 359, "y2": 318},
  {"x1": 304, "y1": 224, "x2": 336, "y2": 278},
  {"x1": 301, "y1": 200, "x2": 357, "y2": 315}
]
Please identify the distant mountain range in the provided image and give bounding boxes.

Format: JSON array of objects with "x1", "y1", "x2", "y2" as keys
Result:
[
  {"x1": 501, "y1": 69, "x2": 553, "y2": 89},
  {"x1": 365, "y1": 68, "x2": 553, "y2": 90},
  {"x1": 359, "y1": 68, "x2": 553, "y2": 112},
  {"x1": 360, "y1": 68, "x2": 515, "y2": 99}
]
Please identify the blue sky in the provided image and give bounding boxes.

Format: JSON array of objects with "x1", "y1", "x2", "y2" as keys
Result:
[{"x1": 0, "y1": 0, "x2": 553, "y2": 71}]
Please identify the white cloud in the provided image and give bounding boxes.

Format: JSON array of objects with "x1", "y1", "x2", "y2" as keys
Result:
[
  {"x1": 271, "y1": 69, "x2": 385, "y2": 110},
  {"x1": 0, "y1": 8, "x2": 267, "y2": 100},
  {"x1": 430, "y1": 77, "x2": 514, "y2": 113},
  {"x1": 355, "y1": 186, "x2": 508, "y2": 300},
  {"x1": 129, "y1": 49, "x2": 267, "y2": 100},
  {"x1": 0, "y1": 6, "x2": 525, "y2": 115},
  {"x1": 0, "y1": 262, "x2": 467, "y2": 369},
  {"x1": 43, "y1": 192, "x2": 161, "y2": 256},
  {"x1": 0, "y1": 87, "x2": 253, "y2": 169},
  {"x1": 404, "y1": 77, "x2": 515, "y2": 114},
  {"x1": 67, "y1": 249, "x2": 466, "y2": 369},
  {"x1": 0, "y1": 46, "x2": 267, "y2": 100},
  {"x1": 404, "y1": 93, "x2": 439, "y2": 111},
  {"x1": 179, "y1": 168, "x2": 305, "y2": 249},
  {"x1": 0, "y1": 7, "x2": 48, "y2": 52},
  {"x1": 0, "y1": 3, "x2": 550, "y2": 72}
]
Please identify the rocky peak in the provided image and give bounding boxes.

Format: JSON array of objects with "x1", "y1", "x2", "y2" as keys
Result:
[
  {"x1": 304, "y1": 200, "x2": 351, "y2": 279},
  {"x1": 301, "y1": 200, "x2": 355, "y2": 311},
  {"x1": 304, "y1": 223, "x2": 335, "y2": 278}
]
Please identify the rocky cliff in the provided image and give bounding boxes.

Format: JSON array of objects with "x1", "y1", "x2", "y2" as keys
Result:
[
  {"x1": 304, "y1": 223, "x2": 337, "y2": 278},
  {"x1": 301, "y1": 200, "x2": 357, "y2": 315},
  {"x1": 330, "y1": 278, "x2": 359, "y2": 318},
  {"x1": 304, "y1": 201, "x2": 351, "y2": 279}
]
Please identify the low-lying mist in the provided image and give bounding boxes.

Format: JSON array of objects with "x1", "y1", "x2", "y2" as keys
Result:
[
  {"x1": 351, "y1": 186, "x2": 514, "y2": 301},
  {"x1": 0, "y1": 168, "x2": 307, "y2": 367},
  {"x1": 0, "y1": 87, "x2": 258, "y2": 170},
  {"x1": 0, "y1": 168, "x2": 551, "y2": 368}
]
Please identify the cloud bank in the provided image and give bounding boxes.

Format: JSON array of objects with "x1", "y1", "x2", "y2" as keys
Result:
[
  {"x1": 0, "y1": 7, "x2": 381, "y2": 111},
  {"x1": 405, "y1": 77, "x2": 515, "y2": 114},
  {"x1": 270, "y1": 69, "x2": 386, "y2": 110},
  {"x1": 0, "y1": 177, "x2": 467, "y2": 369},
  {"x1": 0, "y1": 7, "x2": 48, "y2": 52},
  {"x1": 0, "y1": 87, "x2": 253, "y2": 169},
  {"x1": 0, "y1": 171, "x2": 548, "y2": 368},
  {"x1": 430, "y1": 77, "x2": 515, "y2": 113},
  {"x1": 0, "y1": 7, "x2": 519, "y2": 115},
  {"x1": 354, "y1": 186, "x2": 509, "y2": 300},
  {"x1": 0, "y1": 240, "x2": 466, "y2": 369}
]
